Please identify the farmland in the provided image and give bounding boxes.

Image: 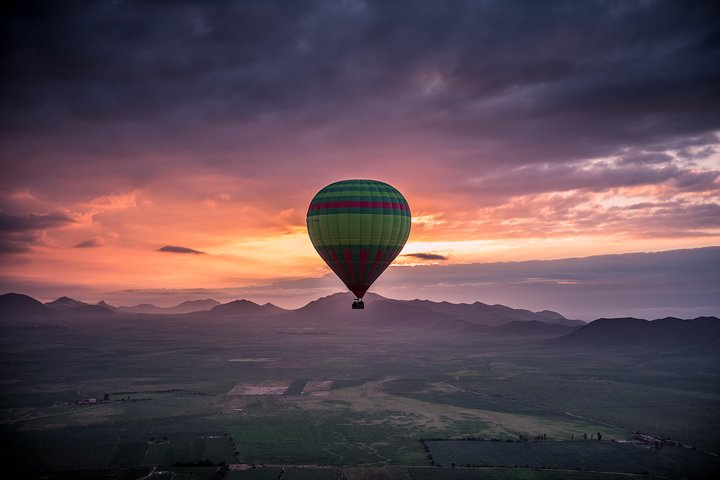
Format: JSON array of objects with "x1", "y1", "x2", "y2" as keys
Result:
[
  {"x1": 1, "y1": 309, "x2": 718, "y2": 479},
  {"x1": 424, "y1": 440, "x2": 720, "y2": 477}
]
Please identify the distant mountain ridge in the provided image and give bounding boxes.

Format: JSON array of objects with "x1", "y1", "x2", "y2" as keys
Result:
[
  {"x1": 46, "y1": 296, "x2": 88, "y2": 310},
  {"x1": 288, "y1": 292, "x2": 582, "y2": 329},
  {"x1": 3, "y1": 291, "x2": 575, "y2": 329},
  {"x1": 552, "y1": 316, "x2": 720, "y2": 347},
  {"x1": 387, "y1": 298, "x2": 582, "y2": 327},
  {"x1": 44, "y1": 296, "x2": 115, "y2": 315},
  {"x1": 115, "y1": 298, "x2": 221, "y2": 314},
  {"x1": 3, "y1": 291, "x2": 718, "y2": 346},
  {"x1": 6, "y1": 291, "x2": 578, "y2": 328},
  {"x1": 208, "y1": 299, "x2": 286, "y2": 317},
  {"x1": 1, "y1": 293, "x2": 55, "y2": 316}
]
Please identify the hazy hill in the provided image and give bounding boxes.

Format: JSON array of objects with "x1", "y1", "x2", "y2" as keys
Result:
[
  {"x1": 96, "y1": 300, "x2": 118, "y2": 311},
  {"x1": 291, "y1": 292, "x2": 581, "y2": 330},
  {"x1": 208, "y1": 299, "x2": 286, "y2": 317},
  {"x1": 6, "y1": 291, "x2": 580, "y2": 330},
  {"x1": 363, "y1": 300, "x2": 461, "y2": 329},
  {"x1": 394, "y1": 298, "x2": 582, "y2": 327},
  {"x1": 117, "y1": 298, "x2": 222, "y2": 314},
  {"x1": 43, "y1": 297, "x2": 117, "y2": 316},
  {"x1": 42, "y1": 296, "x2": 118, "y2": 317},
  {"x1": 293, "y1": 291, "x2": 385, "y2": 315},
  {"x1": 46, "y1": 296, "x2": 89, "y2": 310},
  {"x1": 0, "y1": 291, "x2": 591, "y2": 338},
  {"x1": 0, "y1": 293, "x2": 55, "y2": 316},
  {"x1": 168, "y1": 298, "x2": 221, "y2": 313},
  {"x1": 553, "y1": 316, "x2": 720, "y2": 347},
  {"x1": 289, "y1": 292, "x2": 468, "y2": 329},
  {"x1": 4, "y1": 291, "x2": 719, "y2": 345}
]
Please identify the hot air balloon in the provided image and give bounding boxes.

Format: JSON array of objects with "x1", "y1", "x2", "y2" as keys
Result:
[{"x1": 307, "y1": 179, "x2": 411, "y2": 309}]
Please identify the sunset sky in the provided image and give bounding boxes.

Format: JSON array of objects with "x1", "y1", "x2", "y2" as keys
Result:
[{"x1": 1, "y1": 1, "x2": 719, "y2": 314}]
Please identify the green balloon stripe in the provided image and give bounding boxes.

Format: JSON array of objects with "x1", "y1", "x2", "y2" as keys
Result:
[{"x1": 307, "y1": 216, "x2": 410, "y2": 246}]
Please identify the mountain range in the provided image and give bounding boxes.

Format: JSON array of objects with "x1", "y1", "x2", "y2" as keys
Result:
[
  {"x1": 45, "y1": 296, "x2": 223, "y2": 315},
  {"x1": 551, "y1": 316, "x2": 720, "y2": 347},
  {"x1": 1, "y1": 291, "x2": 718, "y2": 347}
]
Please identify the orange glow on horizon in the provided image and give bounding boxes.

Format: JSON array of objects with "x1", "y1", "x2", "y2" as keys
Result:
[{"x1": 2, "y1": 148, "x2": 719, "y2": 305}]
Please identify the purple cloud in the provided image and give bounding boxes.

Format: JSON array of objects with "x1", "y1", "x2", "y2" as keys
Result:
[
  {"x1": 0, "y1": 211, "x2": 74, "y2": 232},
  {"x1": 74, "y1": 238, "x2": 103, "y2": 248},
  {"x1": 403, "y1": 253, "x2": 448, "y2": 261},
  {"x1": 158, "y1": 245, "x2": 206, "y2": 255},
  {"x1": 0, "y1": 211, "x2": 74, "y2": 253},
  {"x1": 0, "y1": 0, "x2": 718, "y2": 306},
  {"x1": 1, "y1": 0, "x2": 718, "y2": 189}
]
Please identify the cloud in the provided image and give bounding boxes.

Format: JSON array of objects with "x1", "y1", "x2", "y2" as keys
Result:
[
  {"x1": 0, "y1": 211, "x2": 74, "y2": 253},
  {"x1": 2, "y1": 1, "x2": 719, "y2": 174},
  {"x1": 460, "y1": 162, "x2": 719, "y2": 202},
  {"x1": 74, "y1": 238, "x2": 103, "y2": 248},
  {"x1": 0, "y1": 1, "x2": 718, "y2": 299},
  {"x1": 158, "y1": 245, "x2": 206, "y2": 255},
  {"x1": 112, "y1": 274, "x2": 344, "y2": 308},
  {"x1": 373, "y1": 247, "x2": 720, "y2": 320},
  {"x1": 616, "y1": 152, "x2": 674, "y2": 165},
  {"x1": 0, "y1": 211, "x2": 74, "y2": 232},
  {"x1": 8, "y1": 247, "x2": 716, "y2": 320},
  {"x1": 4, "y1": 0, "x2": 717, "y2": 239},
  {"x1": 476, "y1": 195, "x2": 720, "y2": 240},
  {"x1": 402, "y1": 252, "x2": 447, "y2": 261}
]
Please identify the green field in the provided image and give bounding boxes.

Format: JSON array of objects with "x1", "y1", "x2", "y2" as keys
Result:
[
  {"x1": 425, "y1": 440, "x2": 720, "y2": 477},
  {"x1": 1, "y1": 312, "x2": 718, "y2": 478}
]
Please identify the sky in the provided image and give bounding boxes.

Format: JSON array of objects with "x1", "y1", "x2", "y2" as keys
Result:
[{"x1": 1, "y1": 1, "x2": 719, "y2": 316}]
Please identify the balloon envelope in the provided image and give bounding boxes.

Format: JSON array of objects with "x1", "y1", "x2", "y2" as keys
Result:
[{"x1": 306, "y1": 179, "x2": 411, "y2": 299}]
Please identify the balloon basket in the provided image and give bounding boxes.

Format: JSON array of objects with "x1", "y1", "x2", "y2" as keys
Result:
[{"x1": 352, "y1": 299, "x2": 365, "y2": 310}]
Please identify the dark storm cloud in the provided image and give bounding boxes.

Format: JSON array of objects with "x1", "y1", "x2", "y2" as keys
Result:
[
  {"x1": 461, "y1": 162, "x2": 719, "y2": 201},
  {"x1": 0, "y1": 211, "x2": 73, "y2": 232},
  {"x1": 1, "y1": 0, "x2": 719, "y2": 182},
  {"x1": 403, "y1": 252, "x2": 447, "y2": 261},
  {"x1": 0, "y1": 211, "x2": 74, "y2": 253},
  {"x1": 158, "y1": 245, "x2": 206, "y2": 254},
  {"x1": 616, "y1": 153, "x2": 674, "y2": 166}
]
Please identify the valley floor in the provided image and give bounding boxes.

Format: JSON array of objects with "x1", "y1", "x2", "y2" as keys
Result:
[{"x1": 1, "y1": 313, "x2": 718, "y2": 479}]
